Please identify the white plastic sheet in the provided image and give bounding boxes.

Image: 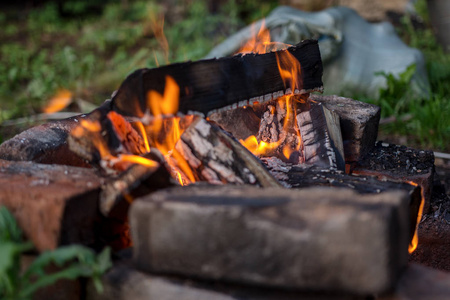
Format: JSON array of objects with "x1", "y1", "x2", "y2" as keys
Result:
[{"x1": 205, "y1": 6, "x2": 430, "y2": 98}]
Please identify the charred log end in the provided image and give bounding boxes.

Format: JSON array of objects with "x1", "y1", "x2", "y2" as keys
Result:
[
  {"x1": 297, "y1": 102, "x2": 345, "y2": 171},
  {"x1": 0, "y1": 116, "x2": 90, "y2": 167},
  {"x1": 310, "y1": 94, "x2": 381, "y2": 163}
]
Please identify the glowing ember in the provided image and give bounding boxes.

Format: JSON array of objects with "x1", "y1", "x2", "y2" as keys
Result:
[{"x1": 42, "y1": 89, "x2": 72, "y2": 113}]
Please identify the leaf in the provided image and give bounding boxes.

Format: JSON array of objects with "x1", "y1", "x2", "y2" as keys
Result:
[
  {"x1": 0, "y1": 206, "x2": 23, "y2": 243},
  {"x1": 23, "y1": 245, "x2": 95, "y2": 279}
]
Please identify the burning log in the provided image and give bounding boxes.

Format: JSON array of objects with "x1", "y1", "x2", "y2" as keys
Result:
[
  {"x1": 130, "y1": 185, "x2": 410, "y2": 295},
  {"x1": 67, "y1": 107, "x2": 146, "y2": 166},
  {"x1": 100, "y1": 150, "x2": 174, "y2": 219},
  {"x1": 111, "y1": 40, "x2": 323, "y2": 118},
  {"x1": 175, "y1": 118, "x2": 282, "y2": 187},
  {"x1": 0, "y1": 159, "x2": 128, "y2": 251},
  {"x1": 310, "y1": 94, "x2": 381, "y2": 162}
]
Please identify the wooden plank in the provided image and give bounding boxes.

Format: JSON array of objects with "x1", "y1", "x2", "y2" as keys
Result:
[
  {"x1": 130, "y1": 185, "x2": 410, "y2": 294},
  {"x1": 0, "y1": 160, "x2": 126, "y2": 251}
]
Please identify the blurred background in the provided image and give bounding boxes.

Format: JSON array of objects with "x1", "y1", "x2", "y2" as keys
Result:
[{"x1": 0, "y1": 0, "x2": 448, "y2": 152}]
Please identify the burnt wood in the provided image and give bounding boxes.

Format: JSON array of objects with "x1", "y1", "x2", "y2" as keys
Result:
[
  {"x1": 111, "y1": 40, "x2": 323, "y2": 118},
  {"x1": 310, "y1": 94, "x2": 381, "y2": 162},
  {"x1": 297, "y1": 101, "x2": 345, "y2": 170},
  {"x1": 176, "y1": 118, "x2": 282, "y2": 187},
  {"x1": 351, "y1": 142, "x2": 435, "y2": 214},
  {"x1": 100, "y1": 150, "x2": 174, "y2": 219},
  {"x1": 263, "y1": 161, "x2": 422, "y2": 242}
]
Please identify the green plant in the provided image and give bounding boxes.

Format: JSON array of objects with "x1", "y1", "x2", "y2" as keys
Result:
[
  {"x1": 374, "y1": 64, "x2": 417, "y2": 117},
  {"x1": 0, "y1": 206, "x2": 111, "y2": 300}
]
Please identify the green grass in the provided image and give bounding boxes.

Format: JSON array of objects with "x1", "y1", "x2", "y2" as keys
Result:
[
  {"x1": 0, "y1": 0, "x2": 448, "y2": 151},
  {"x1": 0, "y1": 0, "x2": 276, "y2": 122}
]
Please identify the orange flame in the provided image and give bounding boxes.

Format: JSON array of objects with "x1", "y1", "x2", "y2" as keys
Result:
[
  {"x1": 408, "y1": 181, "x2": 425, "y2": 254},
  {"x1": 238, "y1": 20, "x2": 290, "y2": 54},
  {"x1": 71, "y1": 115, "x2": 159, "y2": 172},
  {"x1": 42, "y1": 89, "x2": 72, "y2": 113},
  {"x1": 237, "y1": 23, "x2": 303, "y2": 162},
  {"x1": 142, "y1": 76, "x2": 196, "y2": 185}
]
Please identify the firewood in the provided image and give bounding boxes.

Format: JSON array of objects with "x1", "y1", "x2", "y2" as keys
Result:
[
  {"x1": 310, "y1": 94, "x2": 381, "y2": 162},
  {"x1": 263, "y1": 160, "x2": 422, "y2": 242},
  {"x1": 296, "y1": 101, "x2": 345, "y2": 170},
  {"x1": 0, "y1": 114, "x2": 89, "y2": 167},
  {"x1": 208, "y1": 106, "x2": 261, "y2": 141},
  {"x1": 100, "y1": 150, "x2": 174, "y2": 219},
  {"x1": 130, "y1": 185, "x2": 410, "y2": 294},
  {"x1": 0, "y1": 159, "x2": 129, "y2": 252},
  {"x1": 67, "y1": 105, "x2": 147, "y2": 172},
  {"x1": 175, "y1": 118, "x2": 281, "y2": 187},
  {"x1": 351, "y1": 142, "x2": 435, "y2": 214},
  {"x1": 112, "y1": 40, "x2": 323, "y2": 118}
]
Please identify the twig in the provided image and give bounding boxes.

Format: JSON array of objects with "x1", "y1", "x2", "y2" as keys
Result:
[
  {"x1": 1, "y1": 112, "x2": 81, "y2": 126},
  {"x1": 434, "y1": 152, "x2": 450, "y2": 160},
  {"x1": 379, "y1": 113, "x2": 414, "y2": 125}
]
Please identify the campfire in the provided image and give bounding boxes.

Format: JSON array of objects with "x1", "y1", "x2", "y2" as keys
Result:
[{"x1": 0, "y1": 23, "x2": 443, "y2": 299}]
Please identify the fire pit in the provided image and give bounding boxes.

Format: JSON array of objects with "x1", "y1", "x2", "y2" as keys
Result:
[{"x1": 0, "y1": 35, "x2": 448, "y2": 299}]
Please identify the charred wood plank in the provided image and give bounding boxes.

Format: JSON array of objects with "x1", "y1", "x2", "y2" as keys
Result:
[
  {"x1": 263, "y1": 160, "x2": 422, "y2": 242},
  {"x1": 310, "y1": 94, "x2": 381, "y2": 162},
  {"x1": 111, "y1": 40, "x2": 323, "y2": 118},
  {"x1": 130, "y1": 185, "x2": 410, "y2": 294},
  {"x1": 175, "y1": 118, "x2": 281, "y2": 187},
  {"x1": 351, "y1": 142, "x2": 435, "y2": 214},
  {"x1": 0, "y1": 159, "x2": 129, "y2": 251},
  {"x1": 297, "y1": 101, "x2": 345, "y2": 170}
]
